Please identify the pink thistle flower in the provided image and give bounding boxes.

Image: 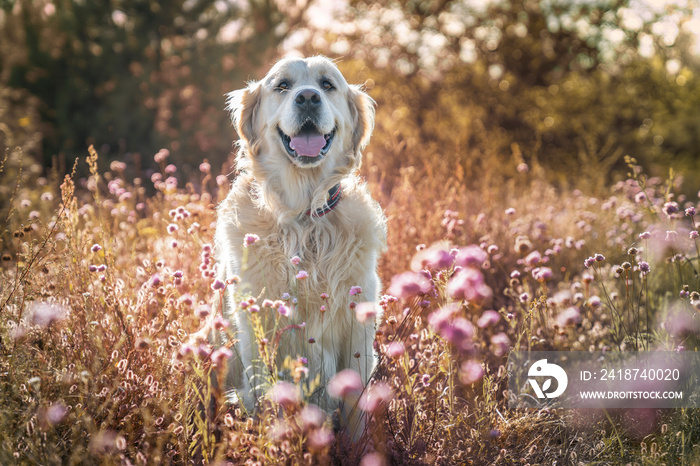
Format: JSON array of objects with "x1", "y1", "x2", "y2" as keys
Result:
[
  {"x1": 524, "y1": 250, "x2": 542, "y2": 266},
  {"x1": 167, "y1": 223, "x2": 178, "y2": 234},
  {"x1": 91, "y1": 243, "x2": 102, "y2": 253},
  {"x1": 385, "y1": 341, "x2": 405, "y2": 358},
  {"x1": 663, "y1": 201, "x2": 679, "y2": 216},
  {"x1": 211, "y1": 347, "x2": 233, "y2": 368},
  {"x1": 270, "y1": 381, "x2": 300, "y2": 408},
  {"x1": 320, "y1": 292, "x2": 329, "y2": 300},
  {"x1": 45, "y1": 403, "x2": 68, "y2": 425},
  {"x1": 638, "y1": 261, "x2": 650, "y2": 275},
  {"x1": 428, "y1": 304, "x2": 475, "y2": 351},
  {"x1": 154, "y1": 148, "x2": 169, "y2": 163},
  {"x1": 296, "y1": 270, "x2": 308, "y2": 280},
  {"x1": 243, "y1": 233, "x2": 259, "y2": 248},
  {"x1": 532, "y1": 267, "x2": 553, "y2": 281},
  {"x1": 358, "y1": 382, "x2": 393, "y2": 413},
  {"x1": 213, "y1": 316, "x2": 229, "y2": 330},
  {"x1": 178, "y1": 343, "x2": 194, "y2": 359},
  {"x1": 349, "y1": 285, "x2": 363, "y2": 296},
  {"x1": 477, "y1": 310, "x2": 501, "y2": 328},
  {"x1": 639, "y1": 231, "x2": 652, "y2": 240},
  {"x1": 178, "y1": 294, "x2": 194, "y2": 307},
  {"x1": 202, "y1": 243, "x2": 212, "y2": 253},
  {"x1": 195, "y1": 304, "x2": 211, "y2": 319},
  {"x1": 459, "y1": 360, "x2": 484, "y2": 385},
  {"x1": 277, "y1": 305, "x2": 290, "y2": 317},
  {"x1": 505, "y1": 207, "x2": 516, "y2": 215},
  {"x1": 360, "y1": 453, "x2": 387, "y2": 466},
  {"x1": 307, "y1": 426, "x2": 334, "y2": 451},
  {"x1": 685, "y1": 207, "x2": 696, "y2": 216},
  {"x1": 355, "y1": 302, "x2": 378, "y2": 323},
  {"x1": 29, "y1": 301, "x2": 68, "y2": 327},
  {"x1": 411, "y1": 242, "x2": 454, "y2": 271},
  {"x1": 454, "y1": 245, "x2": 488, "y2": 268},
  {"x1": 196, "y1": 343, "x2": 212, "y2": 359},
  {"x1": 328, "y1": 369, "x2": 363, "y2": 398},
  {"x1": 299, "y1": 404, "x2": 325, "y2": 431},
  {"x1": 88, "y1": 264, "x2": 97, "y2": 272},
  {"x1": 211, "y1": 279, "x2": 225, "y2": 291},
  {"x1": 490, "y1": 332, "x2": 510, "y2": 357},
  {"x1": 164, "y1": 164, "x2": 177, "y2": 174},
  {"x1": 446, "y1": 268, "x2": 492, "y2": 304},
  {"x1": 290, "y1": 256, "x2": 301, "y2": 265},
  {"x1": 690, "y1": 231, "x2": 699, "y2": 239},
  {"x1": 588, "y1": 295, "x2": 602, "y2": 308},
  {"x1": 555, "y1": 307, "x2": 582, "y2": 327},
  {"x1": 510, "y1": 270, "x2": 521, "y2": 279},
  {"x1": 387, "y1": 271, "x2": 432, "y2": 298}
]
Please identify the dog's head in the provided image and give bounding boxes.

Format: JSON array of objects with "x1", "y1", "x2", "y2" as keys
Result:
[{"x1": 227, "y1": 56, "x2": 375, "y2": 174}]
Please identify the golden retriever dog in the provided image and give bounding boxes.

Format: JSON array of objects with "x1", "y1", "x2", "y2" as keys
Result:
[{"x1": 214, "y1": 56, "x2": 386, "y2": 438}]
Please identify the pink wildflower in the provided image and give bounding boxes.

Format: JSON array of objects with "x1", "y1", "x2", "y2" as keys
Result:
[
  {"x1": 477, "y1": 310, "x2": 501, "y2": 328},
  {"x1": 446, "y1": 268, "x2": 492, "y2": 304},
  {"x1": 385, "y1": 341, "x2": 406, "y2": 358},
  {"x1": 296, "y1": 270, "x2": 308, "y2": 280},
  {"x1": 490, "y1": 332, "x2": 510, "y2": 357},
  {"x1": 454, "y1": 245, "x2": 488, "y2": 268},
  {"x1": 459, "y1": 360, "x2": 484, "y2": 385},
  {"x1": 328, "y1": 369, "x2": 363, "y2": 398},
  {"x1": 358, "y1": 382, "x2": 393, "y2": 413},
  {"x1": 243, "y1": 233, "x2": 259, "y2": 247},
  {"x1": 387, "y1": 271, "x2": 432, "y2": 298},
  {"x1": 307, "y1": 426, "x2": 334, "y2": 451},
  {"x1": 270, "y1": 381, "x2": 301, "y2": 409},
  {"x1": 211, "y1": 347, "x2": 233, "y2": 368},
  {"x1": 355, "y1": 302, "x2": 379, "y2": 323},
  {"x1": 410, "y1": 242, "x2": 454, "y2": 271}
]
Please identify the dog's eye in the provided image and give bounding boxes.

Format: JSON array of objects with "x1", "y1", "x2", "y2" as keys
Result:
[
  {"x1": 275, "y1": 81, "x2": 290, "y2": 91},
  {"x1": 321, "y1": 80, "x2": 334, "y2": 91}
]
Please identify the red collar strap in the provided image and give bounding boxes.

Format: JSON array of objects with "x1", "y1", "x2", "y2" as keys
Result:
[{"x1": 306, "y1": 183, "x2": 342, "y2": 217}]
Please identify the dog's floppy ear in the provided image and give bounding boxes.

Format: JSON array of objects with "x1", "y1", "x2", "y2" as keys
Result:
[
  {"x1": 227, "y1": 81, "x2": 262, "y2": 148},
  {"x1": 348, "y1": 84, "x2": 376, "y2": 152}
]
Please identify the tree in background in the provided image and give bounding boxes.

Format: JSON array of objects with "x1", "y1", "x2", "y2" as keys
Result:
[
  {"x1": 0, "y1": 0, "x2": 306, "y2": 174},
  {"x1": 298, "y1": 0, "x2": 700, "y2": 189}
]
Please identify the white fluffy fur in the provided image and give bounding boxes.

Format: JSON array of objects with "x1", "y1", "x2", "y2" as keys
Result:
[{"x1": 214, "y1": 56, "x2": 387, "y2": 435}]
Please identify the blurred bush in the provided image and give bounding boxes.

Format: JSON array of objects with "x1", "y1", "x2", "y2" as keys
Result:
[
  {"x1": 0, "y1": 0, "x2": 305, "y2": 174},
  {"x1": 307, "y1": 0, "x2": 700, "y2": 190}
]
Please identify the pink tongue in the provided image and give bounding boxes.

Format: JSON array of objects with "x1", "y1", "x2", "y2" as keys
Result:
[{"x1": 289, "y1": 133, "x2": 326, "y2": 157}]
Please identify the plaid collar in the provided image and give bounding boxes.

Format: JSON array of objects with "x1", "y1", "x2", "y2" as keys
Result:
[{"x1": 306, "y1": 183, "x2": 342, "y2": 217}]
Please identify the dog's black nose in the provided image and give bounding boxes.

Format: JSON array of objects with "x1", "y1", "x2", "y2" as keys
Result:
[{"x1": 294, "y1": 89, "x2": 321, "y2": 108}]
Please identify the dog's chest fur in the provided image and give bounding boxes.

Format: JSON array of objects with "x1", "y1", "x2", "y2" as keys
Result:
[{"x1": 215, "y1": 173, "x2": 386, "y2": 318}]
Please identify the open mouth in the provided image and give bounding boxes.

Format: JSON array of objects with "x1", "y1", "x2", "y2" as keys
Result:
[{"x1": 278, "y1": 121, "x2": 335, "y2": 164}]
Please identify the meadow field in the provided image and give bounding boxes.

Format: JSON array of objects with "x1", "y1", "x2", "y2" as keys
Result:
[{"x1": 2, "y1": 0, "x2": 700, "y2": 464}]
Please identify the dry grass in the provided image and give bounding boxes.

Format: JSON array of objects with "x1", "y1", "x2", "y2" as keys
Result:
[{"x1": 1, "y1": 133, "x2": 699, "y2": 465}]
